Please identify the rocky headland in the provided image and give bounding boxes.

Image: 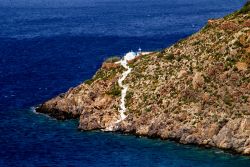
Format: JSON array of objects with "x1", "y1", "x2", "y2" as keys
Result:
[{"x1": 36, "y1": 3, "x2": 250, "y2": 155}]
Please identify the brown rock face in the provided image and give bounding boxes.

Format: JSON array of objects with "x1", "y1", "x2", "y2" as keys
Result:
[
  {"x1": 236, "y1": 62, "x2": 248, "y2": 71},
  {"x1": 192, "y1": 72, "x2": 204, "y2": 89},
  {"x1": 36, "y1": 95, "x2": 81, "y2": 120},
  {"x1": 36, "y1": 65, "x2": 122, "y2": 129},
  {"x1": 213, "y1": 119, "x2": 250, "y2": 153},
  {"x1": 102, "y1": 62, "x2": 120, "y2": 70},
  {"x1": 37, "y1": 5, "x2": 250, "y2": 156}
]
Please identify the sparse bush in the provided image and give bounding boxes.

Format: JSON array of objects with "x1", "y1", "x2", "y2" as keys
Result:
[
  {"x1": 234, "y1": 40, "x2": 243, "y2": 47},
  {"x1": 224, "y1": 95, "x2": 233, "y2": 106},
  {"x1": 126, "y1": 91, "x2": 134, "y2": 101},
  {"x1": 224, "y1": 2, "x2": 250, "y2": 19},
  {"x1": 238, "y1": 2, "x2": 250, "y2": 14},
  {"x1": 157, "y1": 51, "x2": 165, "y2": 58},
  {"x1": 145, "y1": 107, "x2": 151, "y2": 112},
  {"x1": 106, "y1": 82, "x2": 121, "y2": 96},
  {"x1": 84, "y1": 79, "x2": 94, "y2": 85},
  {"x1": 202, "y1": 24, "x2": 212, "y2": 32},
  {"x1": 91, "y1": 67, "x2": 120, "y2": 81},
  {"x1": 104, "y1": 56, "x2": 121, "y2": 63},
  {"x1": 192, "y1": 40, "x2": 202, "y2": 46},
  {"x1": 165, "y1": 53, "x2": 175, "y2": 61}
]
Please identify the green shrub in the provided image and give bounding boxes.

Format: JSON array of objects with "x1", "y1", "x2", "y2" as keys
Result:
[
  {"x1": 165, "y1": 53, "x2": 175, "y2": 61},
  {"x1": 224, "y1": 95, "x2": 232, "y2": 106},
  {"x1": 157, "y1": 51, "x2": 165, "y2": 58},
  {"x1": 234, "y1": 40, "x2": 243, "y2": 47},
  {"x1": 238, "y1": 2, "x2": 250, "y2": 14},
  {"x1": 106, "y1": 83, "x2": 121, "y2": 96},
  {"x1": 202, "y1": 24, "x2": 212, "y2": 32},
  {"x1": 145, "y1": 108, "x2": 151, "y2": 112},
  {"x1": 192, "y1": 40, "x2": 202, "y2": 46},
  {"x1": 224, "y1": 2, "x2": 250, "y2": 19},
  {"x1": 84, "y1": 79, "x2": 94, "y2": 85},
  {"x1": 126, "y1": 91, "x2": 134, "y2": 101}
]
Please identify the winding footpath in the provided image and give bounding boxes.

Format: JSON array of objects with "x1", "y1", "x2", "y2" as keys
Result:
[
  {"x1": 116, "y1": 56, "x2": 132, "y2": 123},
  {"x1": 105, "y1": 53, "x2": 134, "y2": 131}
]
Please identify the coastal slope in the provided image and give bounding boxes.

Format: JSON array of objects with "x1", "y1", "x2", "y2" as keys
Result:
[{"x1": 37, "y1": 3, "x2": 250, "y2": 155}]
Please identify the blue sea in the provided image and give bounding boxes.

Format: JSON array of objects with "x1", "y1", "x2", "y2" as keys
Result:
[{"x1": 0, "y1": 0, "x2": 250, "y2": 166}]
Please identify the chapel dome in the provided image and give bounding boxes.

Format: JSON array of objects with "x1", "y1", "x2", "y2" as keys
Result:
[{"x1": 124, "y1": 51, "x2": 137, "y2": 61}]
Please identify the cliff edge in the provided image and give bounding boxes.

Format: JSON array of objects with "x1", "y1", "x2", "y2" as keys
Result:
[{"x1": 36, "y1": 3, "x2": 250, "y2": 155}]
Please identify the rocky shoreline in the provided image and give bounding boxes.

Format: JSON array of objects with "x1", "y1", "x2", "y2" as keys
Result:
[{"x1": 37, "y1": 3, "x2": 250, "y2": 155}]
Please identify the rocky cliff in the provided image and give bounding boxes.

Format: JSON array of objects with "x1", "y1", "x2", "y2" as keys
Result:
[{"x1": 36, "y1": 3, "x2": 250, "y2": 155}]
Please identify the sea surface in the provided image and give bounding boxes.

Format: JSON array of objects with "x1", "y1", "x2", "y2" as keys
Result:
[{"x1": 0, "y1": 0, "x2": 249, "y2": 166}]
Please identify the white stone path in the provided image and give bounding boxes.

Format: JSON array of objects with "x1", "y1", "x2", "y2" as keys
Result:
[
  {"x1": 116, "y1": 56, "x2": 132, "y2": 123},
  {"x1": 105, "y1": 52, "x2": 135, "y2": 131}
]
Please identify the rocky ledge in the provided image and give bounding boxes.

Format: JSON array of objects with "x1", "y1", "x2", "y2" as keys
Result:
[{"x1": 37, "y1": 3, "x2": 250, "y2": 155}]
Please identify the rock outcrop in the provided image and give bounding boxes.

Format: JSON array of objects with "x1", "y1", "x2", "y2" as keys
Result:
[{"x1": 37, "y1": 3, "x2": 250, "y2": 155}]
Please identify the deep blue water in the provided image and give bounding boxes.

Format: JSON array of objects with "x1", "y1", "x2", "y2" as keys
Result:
[{"x1": 0, "y1": 0, "x2": 250, "y2": 166}]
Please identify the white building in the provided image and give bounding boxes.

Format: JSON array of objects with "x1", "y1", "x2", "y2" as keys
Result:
[
  {"x1": 124, "y1": 51, "x2": 137, "y2": 61},
  {"x1": 124, "y1": 48, "x2": 143, "y2": 61}
]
